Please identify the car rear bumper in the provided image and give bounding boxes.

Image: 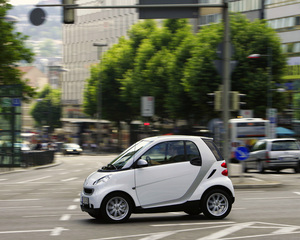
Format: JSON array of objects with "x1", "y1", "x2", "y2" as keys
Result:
[{"x1": 266, "y1": 159, "x2": 299, "y2": 169}]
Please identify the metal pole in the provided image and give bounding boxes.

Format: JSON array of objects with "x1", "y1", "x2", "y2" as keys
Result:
[
  {"x1": 93, "y1": 43, "x2": 107, "y2": 153},
  {"x1": 222, "y1": 0, "x2": 231, "y2": 164}
]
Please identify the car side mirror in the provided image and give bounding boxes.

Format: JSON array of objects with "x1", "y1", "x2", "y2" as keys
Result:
[{"x1": 137, "y1": 159, "x2": 149, "y2": 168}]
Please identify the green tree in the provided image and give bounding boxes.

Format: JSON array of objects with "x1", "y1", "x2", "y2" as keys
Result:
[
  {"x1": 183, "y1": 13, "x2": 287, "y2": 118},
  {"x1": 121, "y1": 19, "x2": 194, "y2": 118},
  {"x1": 30, "y1": 85, "x2": 62, "y2": 131},
  {"x1": 0, "y1": 0, "x2": 35, "y2": 101},
  {"x1": 84, "y1": 14, "x2": 287, "y2": 125}
]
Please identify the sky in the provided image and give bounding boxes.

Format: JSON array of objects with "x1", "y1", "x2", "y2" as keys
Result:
[{"x1": 9, "y1": 0, "x2": 40, "y2": 5}]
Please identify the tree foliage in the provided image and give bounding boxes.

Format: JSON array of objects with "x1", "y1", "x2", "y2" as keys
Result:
[
  {"x1": 84, "y1": 14, "x2": 287, "y2": 124},
  {"x1": 30, "y1": 85, "x2": 62, "y2": 131},
  {"x1": 0, "y1": 0, "x2": 35, "y2": 101}
]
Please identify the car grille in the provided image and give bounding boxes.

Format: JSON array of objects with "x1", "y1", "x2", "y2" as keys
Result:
[{"x1": 84, "y1": 188, "x2": 94, "y2": 195}]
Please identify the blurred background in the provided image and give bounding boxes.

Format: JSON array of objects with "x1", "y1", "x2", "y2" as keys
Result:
[{"x1": 1, "y1": 0, "x2": 300, "y2": 167}]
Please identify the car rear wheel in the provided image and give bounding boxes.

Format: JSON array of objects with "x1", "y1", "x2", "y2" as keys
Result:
[
  {"x1": 257, "y1": 161, "x2": 265, "y2": 173},
  {"x1": 201, "y1": 189, "x2": 232, "y2": 219},
  {"x1": 100, "y1": 193, "x2": 132, "y2": 223},
  {"x1": 294, "y1": 163, "x2": 300, "y2": 173},
  {"x1": 242, "y1": 162, "x2": 248, "y2": 173}
]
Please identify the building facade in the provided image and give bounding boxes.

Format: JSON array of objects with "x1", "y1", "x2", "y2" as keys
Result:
[{"x1": 62, "y1": 0, "x2": 138, "y2": 120}]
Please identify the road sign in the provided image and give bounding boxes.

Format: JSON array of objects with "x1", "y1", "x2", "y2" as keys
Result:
[
  {"x1": 141, "y1": 96, "x2": 155, "y2": 117},
  {"x1": 29, "y1": 8, "x2": 47, "y2": 26},
  {"x1": 2, "y1": 97, "x2": 11, "y2": 107},
  {"x1": 12, "y1": 98, "x2": 21, "y2": 107},
  {"x1": 235, "y1": 147, "x2": 249, "y2": 161}
]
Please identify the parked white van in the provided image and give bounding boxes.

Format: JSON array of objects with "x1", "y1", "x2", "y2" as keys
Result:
[{"x1": 80, "y1": 135, "x2": 235, "y2": 223}]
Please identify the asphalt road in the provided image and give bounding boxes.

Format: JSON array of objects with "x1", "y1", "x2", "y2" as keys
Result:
[{"x1": 0, "y1": 154, "x2": 299, "y2": 240}]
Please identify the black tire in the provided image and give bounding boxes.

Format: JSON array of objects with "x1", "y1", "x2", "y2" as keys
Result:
[
  {"x1": 184, "y1": 209, "x2": 202, "y2": 216},
  {"x1": 242, "y1": 162, "x2": 248, "y2": 173},
  {"x1": 201, "y1": 189, "x2": 232, "y2": 220},
  {"x1": 294, "y1": 163, "x2": 300, "y2": 173},
  {"x1": 257, "y1": 161, "x2": 265, "y2": 173},
  {"x1": 100, "y1": 193, "x2": 132, "y2": 223},
  {"x1": 88, "y1": 212, "x2": 101, "y2": 220}
]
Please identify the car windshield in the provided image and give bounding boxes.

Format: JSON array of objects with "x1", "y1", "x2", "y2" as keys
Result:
[
  {"x1": 101, "y1": 139, "x2": 152, "y2": 170},
  {"x1": 65, "y1": 144, "x2": 80, "y2": 149}
]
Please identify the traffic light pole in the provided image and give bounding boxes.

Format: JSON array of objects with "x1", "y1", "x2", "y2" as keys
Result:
[{"x1": 221, "y1": 1, "x2": 231, "y2": 164}]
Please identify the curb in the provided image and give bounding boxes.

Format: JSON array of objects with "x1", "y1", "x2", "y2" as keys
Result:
[
  {"x1": 233, "y1": 182, "x2": 283, "y2": 189},
  {"x1": 0, "y1": 161, "x2": 62, "y2": 175}
]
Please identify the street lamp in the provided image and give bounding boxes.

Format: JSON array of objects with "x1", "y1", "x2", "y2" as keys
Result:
[
  {"x1": 93, "y1": 43, "x2": 107, "y2": 152},
  {"x1": 248, "y1": 47, "x2": 275, "y2": 137}
]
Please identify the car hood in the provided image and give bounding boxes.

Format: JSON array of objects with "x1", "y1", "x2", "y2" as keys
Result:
[{"x1": 84, "y1": 171, "x2": 113, "y2": 186}]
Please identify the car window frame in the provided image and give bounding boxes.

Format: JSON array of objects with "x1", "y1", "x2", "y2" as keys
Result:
[{"x1": 139, "y1": 140, "x2": 202, "y2": 167}]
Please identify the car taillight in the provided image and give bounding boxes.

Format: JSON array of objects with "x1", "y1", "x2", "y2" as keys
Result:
[
  {"x1": 221, "y1": 162, "x2": 228, "y2": 176},
  {"x1": 266, "y1": 151, "x2": 270, "y2": 159},
  {"x1": 222, "y1": 169, "x2": 228, "y2": 176}
]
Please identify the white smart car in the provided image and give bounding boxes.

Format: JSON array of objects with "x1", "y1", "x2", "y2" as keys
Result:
[{"x1": 80, "y1": 135, "x2": 235, "y2": 223}]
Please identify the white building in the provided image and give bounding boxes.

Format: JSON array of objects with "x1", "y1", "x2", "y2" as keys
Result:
[{"x1": 62, "y1": 0, "x2": 138, "y2": 119}]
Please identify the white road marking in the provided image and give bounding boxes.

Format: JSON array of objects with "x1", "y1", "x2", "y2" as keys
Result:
[
  {"x1": 294, "y1": 192, "x2": 300, "y2": 195},
  {"x1": 0, "y1": 206, "x2": 42, "y2": 210},
  {"x1": 197, "y1": 222, "x2": 300, "y2": 240},
  {"x1": 67, "y1": 205, "x2": 77, "y2": 210},
  {"x1": 60, "y1": 214, "x2": 71, "y2": 221},
  {"x1": 251, "y1": 178, "x2": 264, "y2": 182},
  {"x1": 61, "y1": 177, "x2": 78, "y2": 182},
  {"x1": 73, "y1": 198, "x2": 80, "y2": 202},
  {"x1": 90, "y1": 222, "x2": 300, "y2": 240},
  {"x1": 90, "y1": 224, "x2": 235, "y2": 240},
  {"x1": 23, "y1": 214, "x2": 60, "y2": 218},
  {"x1": 17, "y1": 176, "x2": 51, "y2": 184},
  {"x1": 243, "y1": 196, "x2": 300, "y2": 200},
  {"x1": 0, "y1": 227, "x2": 69, "y2": 236},
  {"x1": 0, "y1": 179, "x2": 7, "y2": 181},
  {"x1": 197, "y1": 222, "x2": 255, "y2": 240},
  {"x1": 139, "y1": 231, "x2": 174, "y2": 240},
  {"x1": 151, "y1": 221, "x2": 235, "y2": 227},
  {"x1": 273, "y1": 226, "x2": 300, "y2": 234},
  {"x1": 0, "y1": 199, "x2": 39, "y2": 202},
  {"x1": 51, "y1": 227, "x2": 69, "y2": 236}
]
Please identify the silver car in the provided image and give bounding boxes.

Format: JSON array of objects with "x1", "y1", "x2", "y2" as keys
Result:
[{"x1": 242, "y1": 138, "x2": 300, "y2": 173}]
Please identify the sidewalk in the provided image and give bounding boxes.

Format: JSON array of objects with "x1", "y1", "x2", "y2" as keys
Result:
[{"x1": 229, "y1": 163, "x2": 282, "y2": 189}]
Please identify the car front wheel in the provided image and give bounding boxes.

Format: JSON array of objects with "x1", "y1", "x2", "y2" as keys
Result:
[
  {"x1": 201, "y1": 189, "x2": 232, "y2": 219},
  {"x1": 100, "y1": 193, "x2": 132, "y2": 223}
]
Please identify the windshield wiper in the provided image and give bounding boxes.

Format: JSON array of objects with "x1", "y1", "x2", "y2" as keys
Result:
[{"x1": 101, "y1": 163, "x2": 117, "y2": 170}]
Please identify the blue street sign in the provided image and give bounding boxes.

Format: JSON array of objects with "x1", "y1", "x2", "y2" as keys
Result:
[
  {"x1": 235, "y1": 146, "x2": 249, "y2": 161},
  {"x1": 12, "y1": 98, "x2": 21, "y2": 107}
]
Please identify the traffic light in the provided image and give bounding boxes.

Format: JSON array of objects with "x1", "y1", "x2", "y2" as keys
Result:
[
  {"x1": 62, "y1": 0, "x2": 75, "y2": 24},
  {"x1": 230, "y1": 91, "x2": 239, "y2": 111},
  {"x1": 208, "y1": 91, "x2": 246, "y2": 111},
  {"x1": 214, "y1": 91, "x2": 222, "y2": 111}
]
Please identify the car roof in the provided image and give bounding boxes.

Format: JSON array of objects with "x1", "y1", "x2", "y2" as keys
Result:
[
  {"x1": 261, "y1": 138, "x2": 297, "y2": 142},
  {"x1": 142, "y1": 135, "x2": 212, "y2": 142}
]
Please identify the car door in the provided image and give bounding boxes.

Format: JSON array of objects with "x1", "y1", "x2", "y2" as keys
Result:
[{"x1": 134, "y1": 140, "x2": 202, "y2": 207}]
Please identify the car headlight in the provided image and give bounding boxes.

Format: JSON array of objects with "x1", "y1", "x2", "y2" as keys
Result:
[{"x1": 93, "y1": 174, "x2": 112, "y2": 185}]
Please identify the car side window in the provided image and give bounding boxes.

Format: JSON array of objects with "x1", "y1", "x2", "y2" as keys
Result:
[
  {"x1": 272, "y1": 141, "x2": 300, "y2": 151},
  {"x1": 252, "y1": 141, "x2": 266, "y2": 151},
  {"x1": 140, "y1": 141, "x2": 186, "y2": 166}
]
